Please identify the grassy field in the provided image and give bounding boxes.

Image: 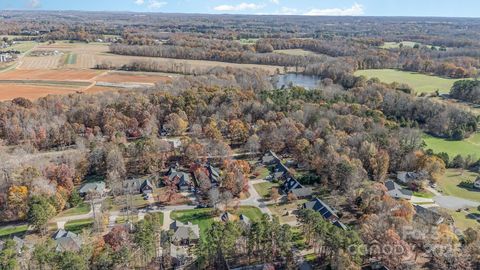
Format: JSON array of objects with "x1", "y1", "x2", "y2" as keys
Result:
[
  {"x1": 437, "y1": 169, "x2": 480, "y2": 202},
  {"x1": 171, "y1": 206, "x2": 264, "y2": 237},
  {"x1": 423, "y1": 133, "x2": 480, "y2": 158},
  {"x1": 274, "y1": 49, "x2": 320, "y2": 56},
  {"x1": 253, "y1": 181, "x2": 279, "y2": 198},
  {"x1": 57, "y1": 203, "x2": 91, "y2": 217},
  {"x1": 0, "y1": 224, "x2": 28, "y2": 237},
  {"x1": 64, "y1": 218, "x2": 94, "y2": 233},
  {"x1": 380, "y1": 41, "x2": 442, "y2": 50},
  {"x1": 1, "y1": 41, "x2": 37, "y2": 53},
  {"x1": 354, "y1": 69, "x2": 463, "y2": 94}
]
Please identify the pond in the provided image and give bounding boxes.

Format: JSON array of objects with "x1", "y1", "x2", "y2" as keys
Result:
[{"x1": 272, "y1": 73, "x2": 321, "y2": 90}]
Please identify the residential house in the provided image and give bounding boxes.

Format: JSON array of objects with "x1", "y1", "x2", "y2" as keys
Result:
[
  {"x1": 123, "y1": 178, "x2": 154, "y2": 195},
  {"x1": 53, "y1": 229, "x2": 82, "y2": 252},
  {"x1": 206, "y1": 164, "x2": 220, "y2": 185},
  {"x1": 140, "y1": 179, "x2": 154, "y2": 194},
  {"x1": 78, "y1": 181, "x2": 106, "y2": 197},
  {"x1": 304, "y1": 197, "x2": 347, "y2": 230},
  {"x1": 166, "y1": 168, "x2": 191, "y2": 191},
  {"x1": 396, "y1": 171, "x2": 427, "y2": 187},
  {"x1": 262, "y1": 150, "x2": 281, "y2": 165},
  {"x1": 474, "y1": 177, "x2": 480, "y2": 189},
  {"x1": 385, "y1": 180, "x2": 413, "y2": 200},
  {"x1": 290, "y1": 186, "x2": 314, "y2": 199},
  {"x1": 414, "y1": 205, "x2": 445, "y2": 226},
  {"x1": 282, "y1": 176, "x2": 303, "y2": 193},
  {"x1": 170, "y1": 220, "x2": 200, "y2": 246}
]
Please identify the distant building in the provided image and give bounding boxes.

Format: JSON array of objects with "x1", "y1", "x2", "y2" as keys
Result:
[
  {"x1": 53, "y1": 230, "x2": 82, "y2": 252},
  {"x1": 0, "y1": 53, "x2": 13, "y2": 62},
  {"x1": 78, "y1": 181, "x2": 106, "y2": 197},
  {"x1": 170, "y1": 220, "x2": 200, "y2": 246},
  {"x1": 385, "y1": 180, "x2": 413, "y2": 200}
]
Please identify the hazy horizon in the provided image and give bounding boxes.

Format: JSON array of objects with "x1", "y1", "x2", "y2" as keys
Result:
[{"x1": 1, "y1": 0, "x2": 480, "y2": 18}]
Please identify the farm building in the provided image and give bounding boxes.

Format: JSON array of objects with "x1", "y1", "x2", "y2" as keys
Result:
[{"x1": 0, "y1": 53, "x2": 13, "y2": 62}]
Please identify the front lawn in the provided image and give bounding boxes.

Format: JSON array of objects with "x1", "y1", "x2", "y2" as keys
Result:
[
  {"x1": 171, "y1": 206, "x2": 264, "y2": 238},
  {"x1": 57, "y1": 202, "x2": 91, "y2": 217},
  {"x1": 65, "y1": 218, "x2": 94, "y2": 233},
  {"x1": 268, "y1": 199, "x2": 307, "y2": 224},
  {"x1": 0, "y1": 224, "x2": 28, "y2": 237},
  {"x1": 437, "y1": 169, "x2": 480, "y2": 202},
  {"x1": 253, "y1": 182, "x2": 280, "y2": 198}
]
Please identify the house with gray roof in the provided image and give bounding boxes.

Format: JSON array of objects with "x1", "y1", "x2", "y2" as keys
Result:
[
  {"x1": 290, "y1": 187, "x2": 314, "y2": 198},
  {"x1": 78, "y1": 181, "x2": 106, "y2": 197},
  {"x1": 262, "y1": 150, "x2": 281, "y2": 165},
  {"x1": 166, "y1": 168, "x2": 191, "y2": 191},
  {"x1": 414, "y1": 205, "x2": 445, "y2": 226},
  {"x1": 304, "y1": 197, "x2": 347, "y2": 230},
  {"x1": 53, "y1": 229, "x2": 82, "y2": 252},
  {"x1": 385, "y1": 180, "x2": 413, "y2": 200},
  {"x1": 170, "y1": 221, "x2": 200, "y2": 246},
  {"x1": 123, "y1": 178, "x2": 154, "y2": 195}
]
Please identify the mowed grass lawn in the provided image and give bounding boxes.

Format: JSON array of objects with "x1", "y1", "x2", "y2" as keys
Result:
[
  {"x1": 254, "y1": 181, "x2": 280, "y2": 198},
  {"x1": 57, "y1": 202, "x2": 91, "y2": 217},
  {"x1": 0, "y1": 224, "x2": 28, "y2": 237},
  {"x1": 437, "y1": 169, "x2": 480, "y2": 202},
  {"x1": 64, "y1": 218, "x2": 94, "y2": 233},
  {"x1": 423, "y1": 133, "x2": 480, "y2": 158},
  {"x1": 354, "y1": 69, "x2": 463, "y2": 94},
  {"x1": 171, "y1": 206, "x2": 264, "y2": 237}
]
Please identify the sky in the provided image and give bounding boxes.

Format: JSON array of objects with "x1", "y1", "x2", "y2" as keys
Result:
[{"x1": 1, "y1": 0, "x2": 480, "y2": 17}]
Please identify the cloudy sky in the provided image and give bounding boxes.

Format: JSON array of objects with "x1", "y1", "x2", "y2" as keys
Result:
[{"x1": 1, "y1": 0, "x2": 480, "y2": 17}]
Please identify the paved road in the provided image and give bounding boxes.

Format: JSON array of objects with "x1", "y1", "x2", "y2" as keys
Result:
[{"x1": 425, "y1": 187, "x2": 479, "y2": 210}]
